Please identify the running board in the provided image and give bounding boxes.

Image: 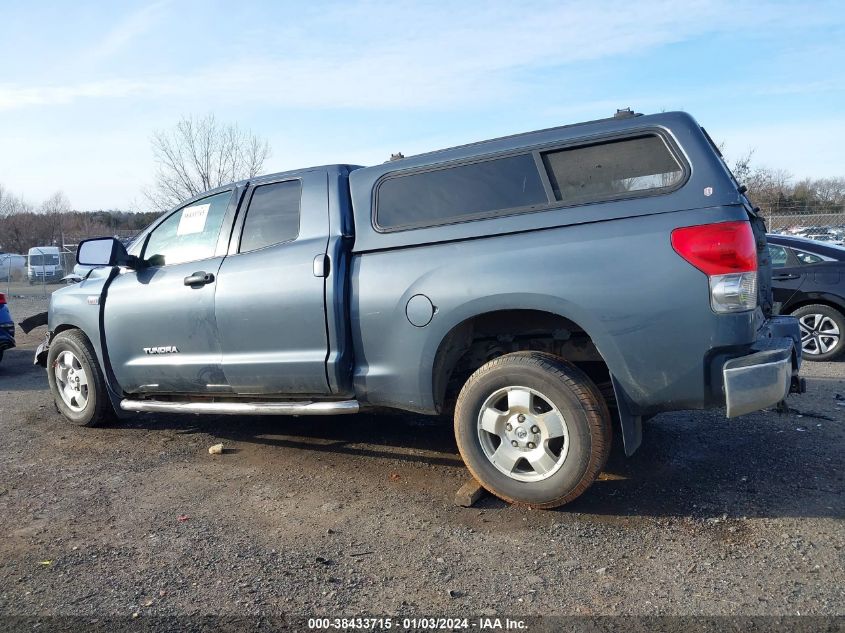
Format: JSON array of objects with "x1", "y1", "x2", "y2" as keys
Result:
[{"x1": 119, "y1": 399, "x2": 360, "y2": 416}]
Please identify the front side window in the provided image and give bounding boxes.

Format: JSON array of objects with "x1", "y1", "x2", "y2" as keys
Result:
[
  {"x1": 143, "y1": 191, "x2": 231, "y2": 267},
  {"x1": 768, "y1": 244, "x2": 789, "y2": 268},
  {"x1": 541, "y1": 135, "x2": 683, "y2": 204},
  {"x1": 376, "y1": 154, "x2": 547, "y2": 230},
  {"x1": 239, "y1": 180, "x2": 301, "y2": 253}
]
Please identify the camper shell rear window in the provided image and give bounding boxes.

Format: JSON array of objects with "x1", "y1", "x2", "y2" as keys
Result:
[{"x1": 374, "y1": 132, "x2": 687, "y2": 231}]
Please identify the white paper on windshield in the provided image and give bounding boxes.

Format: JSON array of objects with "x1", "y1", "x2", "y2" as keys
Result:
[{"x1": 177, "y1": 203, "x2": 210, "y2": 236}]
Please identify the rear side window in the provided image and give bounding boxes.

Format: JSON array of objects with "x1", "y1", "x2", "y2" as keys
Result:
[
  {"x1": 376, "y1": 154, "x2": 547, "y2": 230},
  {"x1": 541, "y1": 135, "x2": 683, "y2": 204},
  {"x1": 793, "y1": 249, "x2": 823, "y2": 265},
  {"x1": 239, "y1": 180, "x2": 301, "y2": 253}
]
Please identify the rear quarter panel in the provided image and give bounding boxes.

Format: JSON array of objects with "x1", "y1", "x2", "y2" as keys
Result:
[{"x1": 351, "y1": 205, "x2": 756, "y2": 414}]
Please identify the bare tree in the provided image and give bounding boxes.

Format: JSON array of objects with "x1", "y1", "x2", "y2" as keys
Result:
[{"x1": 145, "y1": 114, "x2": 271, "y2": 212}]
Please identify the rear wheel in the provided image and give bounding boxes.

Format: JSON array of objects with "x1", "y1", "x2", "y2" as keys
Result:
[
  {"x1": 792, "y1": 304, "x2": 844, "y2": 361},
  {"x1": 454, "y1": 351, "x2": 611, "y2": 508},
  {"x1": 47, "y1": 330, "x2": 115, "y2": 426}
]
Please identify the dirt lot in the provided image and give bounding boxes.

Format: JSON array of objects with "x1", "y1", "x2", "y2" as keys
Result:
[{"x1": 0, "y1": 290, "x2": 842, "y2": 620}]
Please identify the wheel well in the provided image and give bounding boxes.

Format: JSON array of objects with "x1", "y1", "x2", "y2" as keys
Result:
[
  {"x1": 784, "y1": 298, "x2": 845, "y2": 316},
  {"x1": 432, "y1": 309, "x2": 612, "y2": 414},
  {"x1": 52, "y1": 324, "x2": 89, "y2": 342}
]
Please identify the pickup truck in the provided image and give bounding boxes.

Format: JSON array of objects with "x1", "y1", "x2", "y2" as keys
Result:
[{"x1": 36, "y1": 110, "x2": 804, "y2": 508}]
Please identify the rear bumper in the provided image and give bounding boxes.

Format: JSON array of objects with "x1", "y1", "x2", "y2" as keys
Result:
[{"x1": 722, "y1": 316, "x2": 802, "y2": 418}]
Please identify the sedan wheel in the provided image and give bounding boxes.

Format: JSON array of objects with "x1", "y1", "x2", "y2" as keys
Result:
[{"x1": 792, "y1": 304, "x2": 845, "y2": 361}]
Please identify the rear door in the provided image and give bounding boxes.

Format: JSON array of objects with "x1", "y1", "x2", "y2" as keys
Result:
[
  {"x1": 103, "y1": 189, "x2": 238, "y2": 395},
  {"x1": 768, "y1": 243, "x2": 806, "y2": 311},
  {"x1": 215, "y1": 171, "x2": 331, "y2": 395}
]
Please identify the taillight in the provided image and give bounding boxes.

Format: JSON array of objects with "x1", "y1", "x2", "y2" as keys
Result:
[
  {"x1": 671, "y1": 221, "x2": 758, "y2": 313},
  {"x1": 0, "y1": 293, "x2": 6, "y2": 305}
]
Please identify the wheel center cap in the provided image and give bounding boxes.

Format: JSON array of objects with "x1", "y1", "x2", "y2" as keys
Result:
[{"x1": 516, "y1": 427, "x2": 528, "y2": 439}]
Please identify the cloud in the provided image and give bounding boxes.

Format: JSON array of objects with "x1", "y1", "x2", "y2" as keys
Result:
[
  {"x1": 81, "y1": 0, "x2": 169, "y2": 65},
  {"x1": 3, "y1": 0, "x2": 839, "y2": 112}
]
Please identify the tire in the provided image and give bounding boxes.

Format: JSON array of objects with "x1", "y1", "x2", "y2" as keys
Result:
[
  {"x1": 791, "y1": 304, "x2": 845, "y2": 362},
  {"x1": 454, "y1": 351, "x2": 611, "y2": 508},
  {"x1": 46, "y1": 329, "x2": 115, "y2": 426}
]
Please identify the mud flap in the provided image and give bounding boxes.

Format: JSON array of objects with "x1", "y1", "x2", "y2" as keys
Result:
[{"x1": 610, "y1": 376, "x2": 642, "y2": 456}]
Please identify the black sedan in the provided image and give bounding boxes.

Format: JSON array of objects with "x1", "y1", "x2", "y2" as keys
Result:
[{"x1": 767, "y1": 234, "x2": 844, "y2": 361}]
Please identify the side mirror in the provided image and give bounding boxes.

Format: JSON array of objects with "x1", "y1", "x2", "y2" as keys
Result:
[{"x1": 77, "y1": 237, "x2": 138, "y2": 268}]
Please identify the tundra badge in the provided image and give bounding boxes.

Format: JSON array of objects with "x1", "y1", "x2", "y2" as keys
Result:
[{"x1": 143, "y1": 346, "x2": 180, "y2": 355}]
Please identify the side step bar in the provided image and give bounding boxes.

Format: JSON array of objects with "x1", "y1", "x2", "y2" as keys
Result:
[{"x1": 120, "y1": 399, "x2": 360, "y2": 416}]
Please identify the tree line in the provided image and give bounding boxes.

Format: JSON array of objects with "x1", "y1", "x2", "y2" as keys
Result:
[
  {"x1": 731, "y1": 151, "x2": 844, "y2": 218},
  {"x1": 0, "y1": 187, "x2": 159, "y2": 253}
]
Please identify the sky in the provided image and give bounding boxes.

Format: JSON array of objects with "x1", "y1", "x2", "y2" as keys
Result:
[{"x1": 0, "y1": 0, "x2": 844, "y2": 211}]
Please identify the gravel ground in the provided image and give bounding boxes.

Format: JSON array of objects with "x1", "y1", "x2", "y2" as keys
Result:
[{"x1": 0, "y1": 292, "x2": 843, "y2": 619}]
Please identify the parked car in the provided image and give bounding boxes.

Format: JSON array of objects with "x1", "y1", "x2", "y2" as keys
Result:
[
  {"x1": 27, "y1": 246, "x2": 64, "y2": 284},
  {"x1": 0, "y1": 253, "x2": 26, "y2": 281},
  {"x1": 0, "y1": 293, "x2": 15, "y2": 363},
  {"x1": 767, "y1": 234, "x2": 845, "y2": 361},
  {"x1": 33, "y1": 111, "x2": 803, "y2": 508}
]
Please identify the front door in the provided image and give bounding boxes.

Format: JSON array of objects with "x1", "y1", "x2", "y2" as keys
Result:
[
  {"x1": 214, "y1": 172, "x2": 331, "y2": 395},
  {"x1": 103, "y1": 190, "x2": 237, "y2": 395}
]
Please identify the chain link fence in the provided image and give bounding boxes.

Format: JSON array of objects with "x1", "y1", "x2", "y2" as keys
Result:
[{"x1": 756, "y1": 203, "x2": 845, "y2": 241}]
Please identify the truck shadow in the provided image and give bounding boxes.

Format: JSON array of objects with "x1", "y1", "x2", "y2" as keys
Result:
[{"x1": 121, "y1": 403, "x2": 842, "y2": 520}]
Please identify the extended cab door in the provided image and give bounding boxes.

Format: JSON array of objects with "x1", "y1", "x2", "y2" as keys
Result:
[
  {"x1": 103, "y1": 189, "x2": 238, "y2": 395},
  {"x1": 214, "y1": 171, "x2": 331, "y2": 395}
]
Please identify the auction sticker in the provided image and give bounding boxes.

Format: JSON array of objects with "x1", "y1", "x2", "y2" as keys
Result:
[{"x1": 177, "y1": 203, "x2": 210, "y2": 236}]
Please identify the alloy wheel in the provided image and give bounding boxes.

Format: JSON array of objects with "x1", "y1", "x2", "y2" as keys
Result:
[
  {"x1": 476, "y1": 386, "x2": 570, "y2": 483},
  {"x1": 54, "y1": 350, "x2": 89, "y2": 412},
  {"x1": 798, "y1": 313, "x2": 840, "y2": 356}
]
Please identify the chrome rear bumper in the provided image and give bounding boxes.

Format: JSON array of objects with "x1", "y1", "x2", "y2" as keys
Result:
[{"x1": 723, "y1": 342, "x2": 793, "y2": 417}]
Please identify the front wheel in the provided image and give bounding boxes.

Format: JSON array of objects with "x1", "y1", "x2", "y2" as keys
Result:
[
  {"x1": 792, "y1": 304, "x2": 844, "y2": 361},
  {"x1": 47, "y1": 330, "x2": 115, "y2": 426},
  {"x1": 454, "y1": 352, "x2": 611, "y2": 508}
]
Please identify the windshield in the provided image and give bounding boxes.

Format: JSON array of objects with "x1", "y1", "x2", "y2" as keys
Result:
[{"x1": 29, "y1": 254, "x2": 60, "y2": 266}]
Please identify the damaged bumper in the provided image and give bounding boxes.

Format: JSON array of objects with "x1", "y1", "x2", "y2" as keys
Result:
[
  {"x1": 34, "y1": 332, "x2": 50, "y2": 367},
  {"x1": 723, "y1": 316, "x2": 803, "y2": 418}
]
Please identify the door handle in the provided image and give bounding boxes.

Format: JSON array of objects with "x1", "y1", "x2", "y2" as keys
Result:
[
  {"x1": 772, "y1": 273, "x2": 799, "y2": 281},
  {"x1": 184, "y1": 271, "x2": 215, "y2": 287}
]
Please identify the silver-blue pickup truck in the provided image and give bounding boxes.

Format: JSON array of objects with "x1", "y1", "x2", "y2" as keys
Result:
[{"x1": 36, "y1": 110, "x2": 803, "y2": 508}]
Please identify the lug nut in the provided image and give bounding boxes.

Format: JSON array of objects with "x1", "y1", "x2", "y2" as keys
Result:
[
  {"x1": 527, "y1": 442, "x2": 536, "y2": 449},
  {"x1": 511, "y1": 440, "x2": 518, "y2": 447},
  {"x1": 517, "y1": 414, "x2": 526, "y2": 423},
  {"x1": 506, "y1": 423, "x2": 513, "y2": 431},
  {"x1": 531, "y1": 425, "x2": 540, "y2": 434}
]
